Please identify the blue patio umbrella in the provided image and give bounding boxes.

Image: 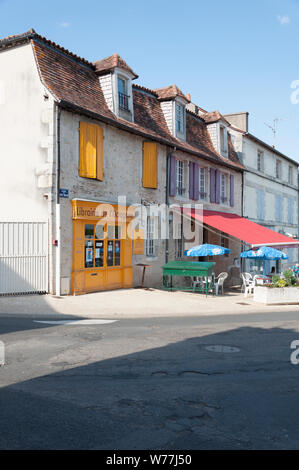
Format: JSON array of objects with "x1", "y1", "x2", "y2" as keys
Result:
[
  {"x1": 240, "y1": 246, "x2": 288, "y2": 260},
  {"x1": 185, "y1": 243, "x2": 230, "y2": 257},
  {"x1": 240, "y1": 246, "x2": 288, "y2": 275}
]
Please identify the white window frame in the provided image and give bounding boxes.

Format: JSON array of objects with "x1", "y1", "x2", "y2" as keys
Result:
[
  {"x1": 276, "y1": 159, "x2": 282, "y2": 179},
  {"x1": 112, "y1": 68, "x2": 134, "y2": 120},
  {"x1": 174, "y1": 100, "x2": 186, "y2": 139},
  {"x1": 175, "y1": 223, "x2": 184, "y2": 260},
  {"x1": 199, "y1": 167, "x2": 206, "y2": 200},
  {"x1": 221, "y1": 173, "x2": 228, "y2": 204},
  {"x1": 219, "y1": 125, "x2": 228, "y2": 156},
  {"x1": 257, "y1": 150, "x2": 264, "y2": 172},
  {"x1": 288, "y1": 165, "x2": 293, "y2": 185},
  {"x1": 176, "y1": 160, "x2": 185, "y2": 196},
  {"x1": 146, "y1": 216, "x2": 155, "y2": 257}
]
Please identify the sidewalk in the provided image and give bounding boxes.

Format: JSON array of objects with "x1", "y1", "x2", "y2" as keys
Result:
[{"x1": 0, "y1": 288, "x2": 299, "y2": 318}]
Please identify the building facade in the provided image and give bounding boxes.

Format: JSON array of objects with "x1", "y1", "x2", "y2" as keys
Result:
[
  {"x1": 1, "y1": 29, "x2": 297, "y2": 296},
  {"x1": 225, "y1": 112, "x2": 299, "y2": 273}
]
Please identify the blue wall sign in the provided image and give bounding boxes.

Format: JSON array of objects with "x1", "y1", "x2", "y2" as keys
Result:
[{"x1": 59, "y1": 189, "x2": 69, "y2": 198}]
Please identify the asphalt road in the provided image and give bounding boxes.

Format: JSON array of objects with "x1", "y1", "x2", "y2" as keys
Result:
[{"x1": 0, "y1": 310, "x2": 299, "y2": 450}]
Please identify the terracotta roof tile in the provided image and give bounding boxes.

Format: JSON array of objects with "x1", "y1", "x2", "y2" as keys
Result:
[
  {"x1": 1, "y1": 30, "x2": 244, "y2": 171},
  {"x1": 154, "y1": 84, "x2": 190, "y2": 102},
  {"x1": 186, "y1": 113, "x2": 244, "y2": 169},
  {"x1": 202, "y1": 110, "x2": 231, "y2": 126},
  {"x1": 94, "y1": 53, "x2": 138, "y2": 79},
  {"x1": 0, "y1": 28, "x2": 94, "y2": 67}
]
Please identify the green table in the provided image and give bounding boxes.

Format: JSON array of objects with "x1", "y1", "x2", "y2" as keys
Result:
[{"x1": 162, "y1": 261, "x2": 216, "y2": 295}]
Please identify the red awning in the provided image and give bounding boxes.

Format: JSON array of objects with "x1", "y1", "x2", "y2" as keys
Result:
[{"x1": 183, "y1": 209, "x2": 299, "y2": 248}]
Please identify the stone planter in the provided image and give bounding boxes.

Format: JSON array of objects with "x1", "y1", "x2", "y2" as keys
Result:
[{"x1": 254, "y1": 286, "x2": 299, "y2": 305}]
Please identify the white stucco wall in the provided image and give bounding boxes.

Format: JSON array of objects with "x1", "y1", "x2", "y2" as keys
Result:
[
  {"x1": 241, "y1": 136, "x2": 299, "y2": 269},
  {"x1": 0, "y1": 43, "x2": 55, "y2": 222}
]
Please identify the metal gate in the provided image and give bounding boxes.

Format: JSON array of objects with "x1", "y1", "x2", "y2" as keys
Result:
[{"x1": 0, "y1": 222, "x2": 48, "y2": 295}]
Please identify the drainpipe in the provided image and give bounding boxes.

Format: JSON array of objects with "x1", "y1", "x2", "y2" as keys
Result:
[
  {"x1": 55, "y1": 104, "x2": 61, "y2": 296},
  {"x1": 241, "y1": 169, "x2": 245, "y2": 273},
  {"x1": 165, "y1": 146, "x2": 176, "y2": 264}
]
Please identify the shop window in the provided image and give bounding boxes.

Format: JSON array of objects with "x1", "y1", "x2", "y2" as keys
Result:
[
  {"x1": 84, "y1": 223, "x2": 121, "y2": 269},
  {"x1": 107, "y1": 225, "x2": 121, "y2": 267},
  {"x1": 79, "y1": 122, "x2": 104, "y2": 181}
]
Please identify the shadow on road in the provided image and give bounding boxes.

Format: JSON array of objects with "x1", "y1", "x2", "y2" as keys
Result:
[{"x1": 0, "y1": 322, "x2": 299, "y2": 449}]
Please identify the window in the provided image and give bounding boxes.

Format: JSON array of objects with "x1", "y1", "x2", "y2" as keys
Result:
[
  {"x1": 118, "y1": 76, "x2": 129, "y2": 110},
  {"x1": 176, "y1": 103, "x2": 185, "y2": 134},
  {"x1": 221, "y1": 173, "x2": 228, "y2": 204},
  {"x1": 176, "y1": 160, "x2": 185, "y2": 196},
  {"x1": 79, "y1": 122, "x2": 104, "y2": 180},
  {"x1": 84, "y1": 223, "x2": 121, "y2": 269},
  {"x1": 146, "y1": 217, "x2": 155, "y2": 257},
  {"x1": 220, "y1": 232, "x2": 229, "y2": 257},
  {"x1": 219, "y1": 126, "x2": 227, "y2": 154},
  {"x1": 288, "y1": 165, "x2": 293, "y2": 185},
  {"x1": 220, "y1": 127, "x2": 225, "y2": 152},
  {"x1": 175, "y1": 224, "x2": 184, "y2": 259},
  {"x1": 199, "y1": 167, "x2": 206, "y2": 200},
  {"x1": 142, "y1": 142, "x2": 158, "y2": 188},
  {"x1": 276, "y1": 159, "x2": 281, "y2": 179},
  {"x1": 257, "y1": 151, "x2": 264, "y2": 172}
]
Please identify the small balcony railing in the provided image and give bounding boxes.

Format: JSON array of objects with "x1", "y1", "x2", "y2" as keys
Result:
[
  {"x1": 118, "y1": 92, "x2": 130, "y2": 111},
  {"x1": 176, "y1": 186, "x2": 186, "y2": 196}
]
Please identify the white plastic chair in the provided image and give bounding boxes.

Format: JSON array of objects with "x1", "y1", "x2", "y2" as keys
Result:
[
  {"x1": 214, "y1": 272, "x2": 228, "y2": 295},
  {"x1": 240, "y1": 272, "x2": 252, "y2": 292},
  {"x1": 241, "y1": 273, "x2": 254, "y2": 297}
]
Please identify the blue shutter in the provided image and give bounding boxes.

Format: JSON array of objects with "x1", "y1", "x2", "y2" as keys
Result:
[
  {"x1": 258, "y1": 190, "x2": 264, "y2": 220},
  {"x1": 169, "y1": 155, "x2": 177, "y2": 197},
  {"x1": 288, "y1": 198, "x2": 294, "y2": 224},
  {"x1": 210, "y1": 168, "x2": 216, "y2": 203},
  {"x1": 275, "y1": 195, "x2": 280, "y2": 222},
  {"x1": 279, "y1": 196, "x2": 282, "y2": 222},
  {"x1": 193, "y1": 163, "x2": 199, "y2": 201},
  {"x1": 189, "y1": 162, "x2": 194, "y2": 200},
  {"x1": 215, "y1": 170, "x2": 221, "y2": 204},
  {"x1": 230, "y1": 175, "x2": 234, "y2": 207}
]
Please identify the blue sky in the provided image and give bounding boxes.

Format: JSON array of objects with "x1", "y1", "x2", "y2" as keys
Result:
[{"x1": 1, "y1": 0, "x2": 299, "y2": 161}]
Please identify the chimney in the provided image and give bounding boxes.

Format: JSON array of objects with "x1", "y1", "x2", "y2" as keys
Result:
[
  {"x1": 186, "y1": 93, "x2": 191, "y2": 102},
  {"x1": 223, "y1": 112, "x2": 249, "y2": 133}
]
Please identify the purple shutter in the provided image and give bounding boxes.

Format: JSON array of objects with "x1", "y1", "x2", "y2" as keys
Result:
[
  {"x1": 210, "y1": 168, "x2": 216, "y2": 203},
  {"x1": 215, "y1": 170, "x2": 220, "y2": 204},
  {"x1": 230, "y1": 174, "x2": 234, "y2": 207},
  {"x1": 189, "y1": 162, "x2": 194, "y2": 200},
  {"x1": 169, "y1": 154, "x2": 177, "y2": 197},
  {"x1": 193, "y1": 163, "x2": 199, "y2": 201}
]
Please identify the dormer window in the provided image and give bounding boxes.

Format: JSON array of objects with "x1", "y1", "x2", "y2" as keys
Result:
[
  {"x1": 94, "y1": 53, "x2": 138, "y2": 123},
  {"x1": 219, "y1": 125, "x2": 228, "y2": 157},
  {"x1": 154, "y1": 85, "x2": 189, "y2": 140},
  {"x1": 176, "y1": 103, "x2": 185, "y2": 133},
  {"x1": 118, "y1": 76, "x2": 129, "y2": 111}
]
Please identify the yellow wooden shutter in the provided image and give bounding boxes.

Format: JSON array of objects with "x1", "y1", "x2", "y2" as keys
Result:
[
  {"x1": 142, "y1": 142, "x2": 158, "y2": 188},
  {"x1": 96, "y1": 125, "x2": 104, "y2": 181},
  {"x1": 132, "y1": 229, "x2": 145, "y2": 255},
  {"x1": 79, "y1": 122, "x2": 97, "y2": 178}
]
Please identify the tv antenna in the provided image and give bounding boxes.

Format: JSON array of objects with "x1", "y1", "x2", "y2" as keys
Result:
[{"x1": 264, "y1": 118, "x2": 286, "y2": 148}]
